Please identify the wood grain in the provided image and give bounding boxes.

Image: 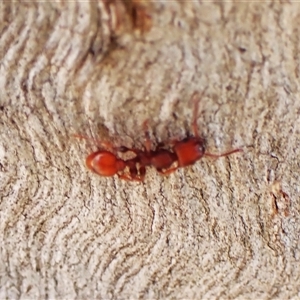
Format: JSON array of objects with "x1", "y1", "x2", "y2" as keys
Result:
[{"x1": 1, "y1": 1, "x2": 300, "y2": 298}]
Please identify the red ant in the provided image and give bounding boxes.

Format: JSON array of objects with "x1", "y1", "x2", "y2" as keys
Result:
[{"x1": 75, "y1": 92, "x2": 242, "y2": 181}]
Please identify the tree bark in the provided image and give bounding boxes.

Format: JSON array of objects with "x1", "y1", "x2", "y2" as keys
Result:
[{"x1": 1, "y1": 1, "x2": 300, "y2": 298}]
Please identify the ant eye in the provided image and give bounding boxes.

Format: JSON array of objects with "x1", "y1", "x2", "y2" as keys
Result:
[
  {"x1": 199, "y1": 144, "x2": 205, "y2": 153},
  {"x1": 118, "y1": 146, "x2": 128, "y2": 152}
]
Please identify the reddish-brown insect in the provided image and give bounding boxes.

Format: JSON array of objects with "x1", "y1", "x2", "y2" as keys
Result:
[{"x1": 75, "y1": 91, "x2": 242, "y2": 181}]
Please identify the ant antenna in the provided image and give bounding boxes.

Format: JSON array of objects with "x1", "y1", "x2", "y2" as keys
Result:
[
  {"x1": 191, "y1": 88, "x2": 207, "y2": 138},
  {"x1": 73, "y1": 134, "x2": 114, "y2": 151},
  {"x1": 204, "y1": 148, "x2": 242, "y2": 158}
]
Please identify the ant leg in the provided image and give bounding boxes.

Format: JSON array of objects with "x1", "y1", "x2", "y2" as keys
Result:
[
  {"x1": 118, "y1": 168, "x2": 143, "y2": 182},
  {"x1": 142, "y1": 120, "x2": 152, "y2": 152},
  {"x1": 204, "y1": 148, "x2": 243, "y2": 158},
  {"x1": 165, "y1": 138, "x2": 180, "y2": 146},
  {"x1": 137, "y1": 165, "x2": 146, "y2": 181},
  {"x1": 73, "y1": 134, "x2": 114, "y2": 151},
  {"x1": 118, "y1": 160, "x2": 144, "y2": 182},
  {"x1": 118, "y1": 173, "x2": 140, "y2": 181},
  {"x1": 158, "y1": 137, "x2": 184, "y2": 149},
  {"x1": 191, "y1": 89, "x2": 207, "y2": 138},
  {"x1": 157, "y1": 166, "x2": 178, "y2": 175},
  {"x1": 128, "y1": 160, "x2": 143, "y2": 181},
  {"x1": 117, "y1": 146, "x2": 139, "y2": 154},
  {"x1": 191, "y1": 92, "x2": 200, "y2": 138}
]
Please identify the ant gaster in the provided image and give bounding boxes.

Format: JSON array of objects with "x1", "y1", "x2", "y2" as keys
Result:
[{"x1": 74, "y1": 138, "x2": 143, "y2": 181}]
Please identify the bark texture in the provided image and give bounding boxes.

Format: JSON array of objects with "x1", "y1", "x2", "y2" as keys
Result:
[{"x1": 1, "y1": 1, "x2": 300, "y2": 299}]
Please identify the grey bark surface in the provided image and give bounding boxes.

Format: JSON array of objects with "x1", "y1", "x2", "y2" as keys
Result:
[{"x1": 1, "y1": 1, "x2": 300, "y2": 299}]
